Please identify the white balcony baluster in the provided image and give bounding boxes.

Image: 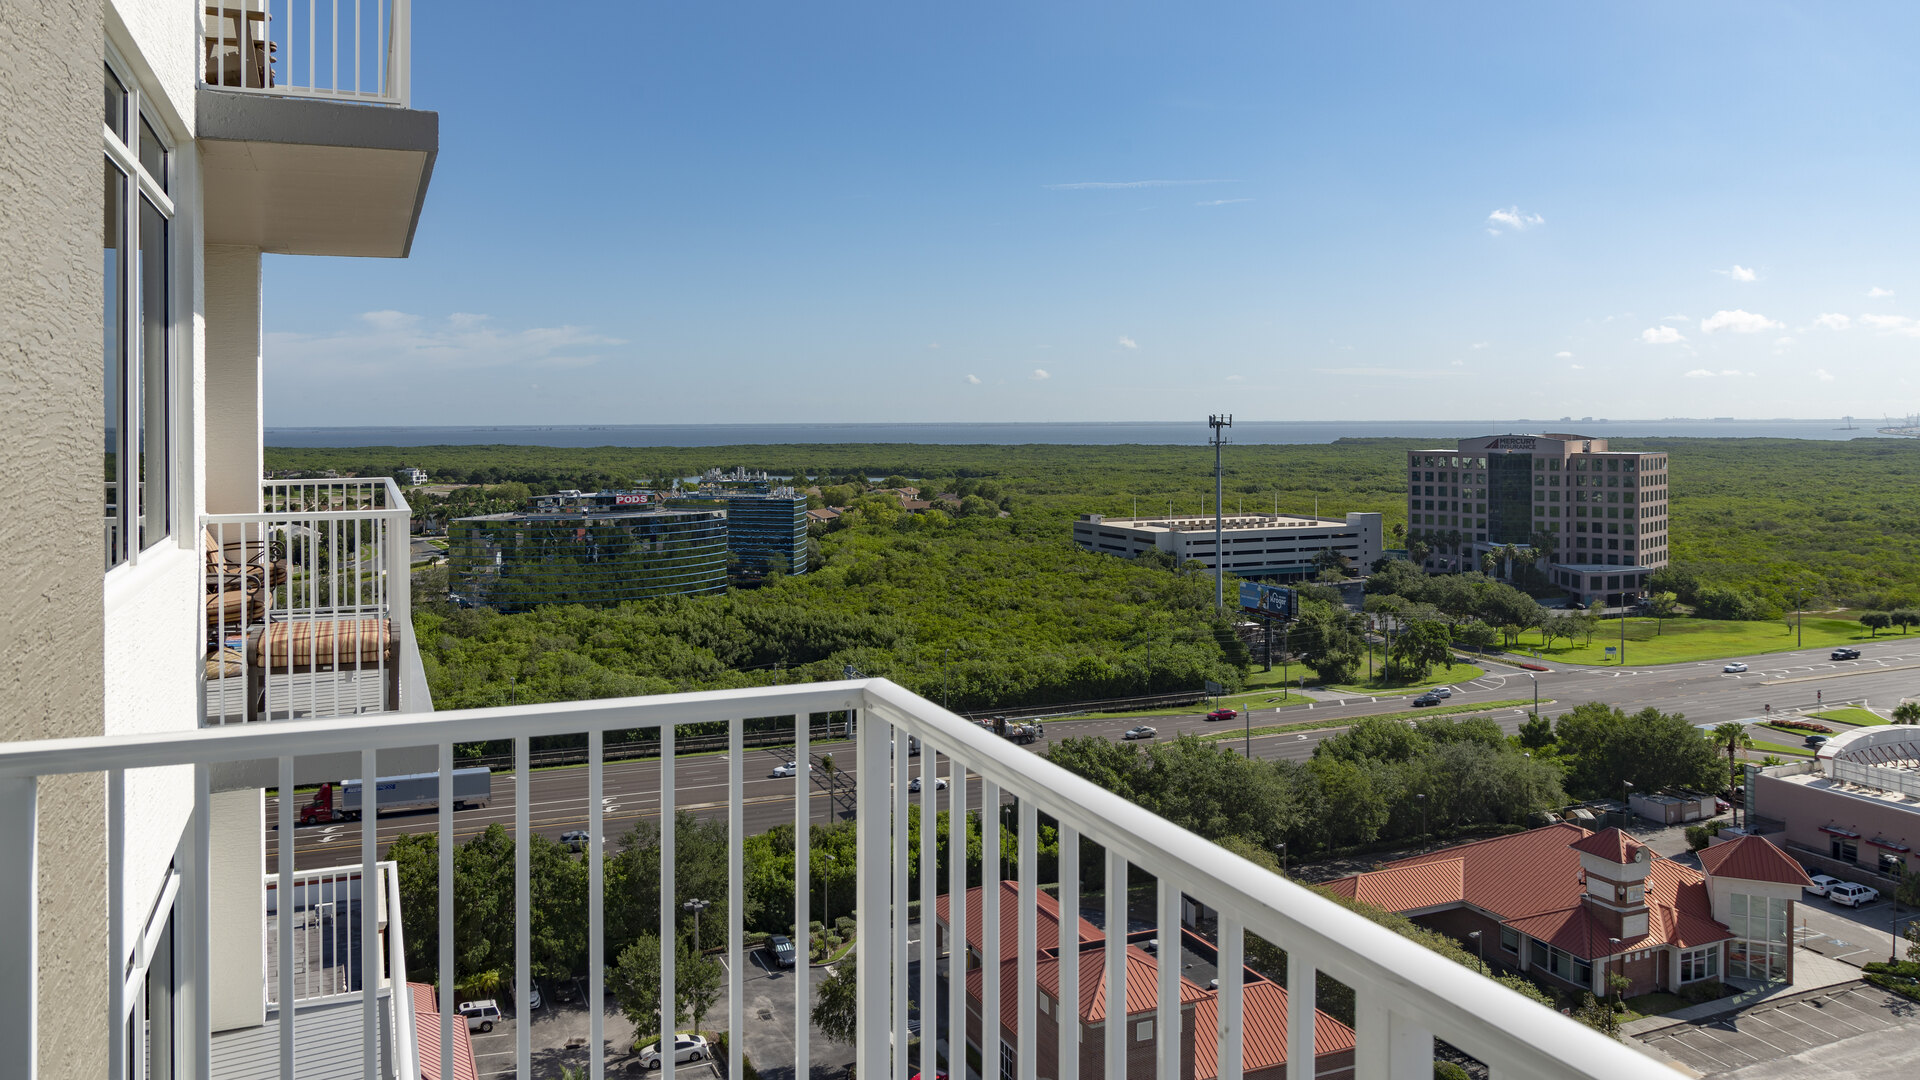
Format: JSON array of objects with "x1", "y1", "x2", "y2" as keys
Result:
[{"x1": 0, "y1": 680, "x2": 1666, "y2": 1080}]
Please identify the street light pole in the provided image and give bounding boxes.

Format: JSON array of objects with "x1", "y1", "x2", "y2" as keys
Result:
[
  {"x1": 684, "y1": 898, "x2": 710, "y2": 953},
  {"x1": 1527, "y1": 672, "x2": 1538, "y2": 717},
  {"x1": 1277, "y1": 841, "x2": 1287, "y2": 876},
  {"x1": 1416, "y1": 792, "x2": 1428, "y2": 840},
  {"x1": 1797, "y1": 586, "x2": 1804, "y2": 649}
]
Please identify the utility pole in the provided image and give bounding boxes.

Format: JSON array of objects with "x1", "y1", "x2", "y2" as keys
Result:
[
  {"x1": 1797, "y1": 586, "x2": 1804, "y2": 649},
  {"x1": 1210, "y1": 414, "x2": 1233, "y2": 612}
]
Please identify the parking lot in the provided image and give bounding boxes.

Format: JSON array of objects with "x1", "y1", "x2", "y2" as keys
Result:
[{"x1": 1636, "y1": 984, "x2": 1920, "y2": 1078}]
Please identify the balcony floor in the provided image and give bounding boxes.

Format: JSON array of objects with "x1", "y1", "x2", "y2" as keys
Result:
[
  {"x1": 265, "y1": 896, "x2": 367, "y2": 1004},
  {"x1": 212, "y1": 993, "x2": 394, "y2": 1080}
]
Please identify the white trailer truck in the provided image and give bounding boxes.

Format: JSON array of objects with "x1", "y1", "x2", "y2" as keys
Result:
[{"x1": 298, "y1": 767, "x2": 492, "y2": 825}]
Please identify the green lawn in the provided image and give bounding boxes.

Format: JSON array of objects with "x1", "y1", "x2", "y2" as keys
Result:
[
  {"x1": 1747, "y1": 738, "x2": 1814, "y2": 758},
  {"x1": 1057, "y1": 688, "x2": 1307, "y2": 722},
  {"x1": 1758, "y1": 722, "x2": 1829, "y2": 741},
  {"x1": 1810, "y1": 707, "x2": 1890, "y2": 727},
  {"x1": 1192, "y1": 698, "x2": 1540, "y2": 743},
  {"x1": 1620, "y1": 991, "x2": 1691, "y2": 1021},
  {"x1": 1534, "y1": 616, "x2": 1889, "y2": 667},
  {"x1": 1318, "y1": 662, "x2": 1486, "y2": 697}
]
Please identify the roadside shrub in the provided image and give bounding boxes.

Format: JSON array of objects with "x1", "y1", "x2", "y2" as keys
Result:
[
  {"x1": 1685, "y1": 825, "x2": 1711, "y2": 851},
  {"x1": 1771, "y1": 719, "x2": 1833, "y2": 734},
  {"x1": 1433, "y1": 1062, "x2": 1471, "y2": 1080}
]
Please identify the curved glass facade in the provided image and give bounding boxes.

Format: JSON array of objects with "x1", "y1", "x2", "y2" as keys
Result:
[{"x1": 448, "y1": 508, "x2": 728, "y2": 610}]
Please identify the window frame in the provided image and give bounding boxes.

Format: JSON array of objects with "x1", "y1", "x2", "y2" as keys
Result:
[{"x1": 103, "y1": 44, "x2": 180, "y2": 574}]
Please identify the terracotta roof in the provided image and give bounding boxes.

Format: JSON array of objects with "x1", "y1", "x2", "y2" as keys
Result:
[
  {"x1": 1569, "y1": 827, "x2": 1646, "y2": 865},
  {"x1": 1697, "y1": 835, "x2": 1817, "y2": 888},
  {"x1": 968, "y1": 946, "x2": 1207, "y2": 1033},
  {"x1": 1321, "y1": 822, "x2": 1729, "y2": 960},
  {"x1": 1324, "y1": 858, "x2": 1465, "y2": 912},
  {"x1": 410, "y1": 983, "x2": 480, "y2": 1080},
  {"x1": 1190, "y1": 979, "x2": 1357, "y2": 1079},
  {"x1": 935, "y1": 881, "x2": 1103, "y2": 961}
]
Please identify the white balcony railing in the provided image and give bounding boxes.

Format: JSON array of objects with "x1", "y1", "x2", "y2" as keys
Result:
[
  {"x1": 264, "y1": 863, "x2": 392, "y2": 1007},
  {"x1": 203, "y1": 478, "x2": 414, "y2": 725},
  {"x1": 0, "y1": 681, "x2": 1656, "y2": 1080},
  {"x1": 200, "y1": 1, "x2": 411, "y2": 107}
]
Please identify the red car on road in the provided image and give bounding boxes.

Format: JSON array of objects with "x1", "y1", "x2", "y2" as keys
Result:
[{"x1": 1207, "y1": 708, "x2": 1238, "y2": 721}]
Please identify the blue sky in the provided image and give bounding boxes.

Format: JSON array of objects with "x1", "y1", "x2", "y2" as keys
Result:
[{"x1": 264, "y1": 2, "x2": 1920, "y2": 426}]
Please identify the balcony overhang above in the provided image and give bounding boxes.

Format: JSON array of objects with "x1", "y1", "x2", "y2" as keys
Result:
[{"x1": 197, "y1": 88, "x2": 437, "y2": 258}]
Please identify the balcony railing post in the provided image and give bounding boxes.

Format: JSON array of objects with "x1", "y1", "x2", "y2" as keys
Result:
[
  {"x1": 1285, "y1": 950, "x2": 1315, "y2": 1079},
  {"x1": 944, "y1": 756, "x2": 966, "y2": 1080},
  {"x1": 0, "y1": 777, "x2": 38, "y2": 1080},
  {"x1": 1215, "y1": 912, "x2": 1242, "y2": 1080},
  {"x1": 979, "y1": 779, "x2": 1000, "y2": 1080},
  {"x1": 1102, "y1": 848, "x2": 1125, "y2": 1080},
  {"x1": 891, "y1": 736, "x2": 908, "y2": 1076},
  {"x1": 1016, "y1": 798, "x2": 1037, "y2": 1080},
  {"x1": 855, "y1": 705, "x2": 891, "y2": 1079},
  {"x1": 1057, "y1": 824, "x2": 1078, "y2": 1080},
  {"x1": 793, "y1": 714, "x2": 809, "y2": 1080},
  {"x1": 361, "y1": 748, "x2": 379, "y2": 1079},
  {"x1": 1155, "y1": 877, "x2": 1179, "y2": 1080}
]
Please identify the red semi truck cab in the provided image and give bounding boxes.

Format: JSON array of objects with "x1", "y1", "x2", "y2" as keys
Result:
[{"x1": 298, "y1": 783, "x2": 343, "y2": 826}]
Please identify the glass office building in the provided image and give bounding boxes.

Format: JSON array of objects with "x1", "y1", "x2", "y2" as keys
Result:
[{"x1": 449, "y1": 506, "x2": 729, "y2": 610}]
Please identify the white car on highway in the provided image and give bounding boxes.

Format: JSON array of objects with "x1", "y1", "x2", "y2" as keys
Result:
[
  {"x1": 770, "y1": 761, "x2": 813, "y2": 778},
  {"x1": 908, "y1": 775, "x2": 948, "y2": 793},
  {"x1": 1723, "y1": 662, "x2": 1749, "y2": 673}
]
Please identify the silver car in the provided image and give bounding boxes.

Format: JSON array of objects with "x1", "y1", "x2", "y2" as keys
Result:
[{"x1": 639, "y1": 1033, "x2": 709, "y2": 1068}]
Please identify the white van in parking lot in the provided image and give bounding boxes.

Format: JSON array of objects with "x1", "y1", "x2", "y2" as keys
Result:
[{"x1": 459, "y1": 999, "x2": 502, "y2": 1033}]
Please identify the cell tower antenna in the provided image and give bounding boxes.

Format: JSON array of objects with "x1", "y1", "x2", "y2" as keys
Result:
[{"x1": 1209, "y1": 414, "x2": 1233, "y2": 611}]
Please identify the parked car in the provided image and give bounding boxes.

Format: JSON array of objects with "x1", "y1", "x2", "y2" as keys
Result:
[
  {"x1": 638, "y1": 1034, "x2": 710, "y2": 1068},
  {"x1": 1723, "y1": 662, "x2": 1749, "y2": 673},
  {"x1": 907, "y1": 775, "x2": 948, "y2": 793},
  {"x1": 1828, "y1": 882, "x2": 1880, "y2": 908},
  {"x1": 1412, "y1": 693, "x2": 1443, "y2": 707},
  {"x1": 1714, "y1": 795, "x2": 1731, "y2": 813},
  {"x1": 1804, "y1": 734, "x2": 1831, "y2": 749},
  {"x1": 1122, "y1": 726, "x2": 1158, "y2": 740},
  {"x1": 770, "y1": 761, "x2": 813, "y2": 778},
  {"x1": 1804, "y1": 874, "x2": 1843, "y2": 897},
  {"x1": 560, "y1": 830, "x2": 589, "y2": 852},
  {"x1": 526, "y1": 984, "x2": 543, "y2": 1011},
  {"x1": 1564, "y1": 599, "x2": 1587, "y2": 610},
  {"x1": 1831, "y1": 647, "x2": 1862, "y2": 660},
  {"x1": 1429, "y1": 686, "x2": 1454, "y2": 699},
  {"x1": 768, "y1": 934, "x2": 797, "y2": 968},
  {"x1": 458, "y1": 1000, "x2": 501, "y2": 1033},
  {"x1": 1206, "y1": 708, "x2": 1238, "y2": 721}
]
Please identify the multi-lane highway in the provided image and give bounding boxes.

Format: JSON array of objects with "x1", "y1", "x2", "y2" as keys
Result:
[{"x1": 265, "y1": 637, "x2": 1920, "y2": 873}]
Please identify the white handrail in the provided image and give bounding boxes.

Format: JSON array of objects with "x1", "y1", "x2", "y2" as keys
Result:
[{"x1": 199, "y1": 1, "x2": 410, "y2": 106}]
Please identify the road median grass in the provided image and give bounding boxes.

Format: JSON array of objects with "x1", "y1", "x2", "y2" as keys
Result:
[
  {"x1": 1809, "y1": 707, "x2": 1890, "y2": 727},
  {"x1": 1191, "y1": 698, "x2": 1541, "y2": 743},
  {"x1": 1531, "y1": 616, "x2": 1888, "y2": 667},
  {"x1": 1746, "y1": 738, "x2": 1814, "y2": 758},
  {"x1": 1317, "y1": 662, "x2": 1486, "y2": 697}
]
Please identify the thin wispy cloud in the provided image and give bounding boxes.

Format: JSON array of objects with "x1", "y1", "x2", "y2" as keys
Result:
[
  {"x1": 1471, "y1": 341, "x2": 1490, "y2": 350},
  {"x1": 1716, "y1": 265, "x2": 1757, "y2": 282},
  {"x1": 1700, "y1": 309, "x2": 1783, "y2": 334},
  {"x1": 1195, "y1": 198, "x2": 1254, "y2": 206},
  {"x1": 270, "y1": 311, "x2": 624, "y2": 375},
  {"x1": 1868, "y1": 286, "x2": 1895, "y2": 298},
  {"x1": 1117, "y1": 336, "x2": 1138, "y2": 349},
  {"x1": 1030, "y1": 368, "x2": 1051, "y2": 381},
  {"x1": 1815, "y1": 368, "x2": 1836, "y2": 383},
  {"x1": 964, "y1": 373, "x2": 981, "y2": 385},
  {"x1": 1045, "y1": 179, "x2": 1236, "y2": 190},
  {"x1": 1554, "y1": 351, "x2": 1573, "y2": 359},
  {"x1": 1683, "y1": 369, "x2": 1757, "y2": 378},
  {"x1": 1310, "y1": 366, "x2": 1462, "y2": 379},
  {"x1": 1660, "y1": 314, "x2": 1690, "y2": 323},
  {"x1": 1811, "y1": 313, "x2": 1851, "y2": 331},
  {"x1": 1640, "y1": 326, "x2": 1686, "y2": 345},
  {"x1": 1569, "y1": 363, "x2": 1586, "y2": 370},
  {"x1": 1486, "y1": 206, "x2": 1545, "y2": 233},
  {"x1": 1862, "y1": 313, "x2": 1920, "y2": 337}
]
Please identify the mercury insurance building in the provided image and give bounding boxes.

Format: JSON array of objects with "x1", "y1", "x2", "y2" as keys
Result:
[{"x1": 1405, "y1": 434, "x2": 1670, "y2": 606}]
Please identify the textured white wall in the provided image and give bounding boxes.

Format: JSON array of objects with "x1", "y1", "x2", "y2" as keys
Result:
[
  {"x1": 205, "y1": 246, "x2": 263, "y2": 513},
  {"x1": 208, "y1": 789, "x2": 267, "y2": 1032},
  {"x1": 0, "y1": 0, "x2": 110, "y2": 1072}
]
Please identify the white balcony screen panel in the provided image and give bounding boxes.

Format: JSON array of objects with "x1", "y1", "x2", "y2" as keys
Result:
[
  {"x1": 944, "y1": 757, "x2": 967, "y2": 1080},
  {"x1": 1016, "y1": 799, "x2": 1038, "y2": 1080},
  {"x1": 0, "y1": 680, "x2": 1660, "y2": 1080},
  {"x1": 1057, "y1": 824, "x2": 1079, "y2": 1080},
  {"x1": 918, "y1": 750, "x2": 938, "y2": 1080}
]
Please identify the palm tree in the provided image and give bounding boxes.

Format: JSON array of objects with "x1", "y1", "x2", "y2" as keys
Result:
[
  {"x1": 1479, "y1": 550, "x2": 1500, "y2": 577},
  {"x1": 1711, "y1": 721, "x2": 1754, "y2": 822},
  {"x1": 1894, "y1": 701, "x2": 1920, "y2": 725}
]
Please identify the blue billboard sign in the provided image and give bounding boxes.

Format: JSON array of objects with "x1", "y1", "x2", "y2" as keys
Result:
[{"x1": 1238, "y1": 581, "x2": 1296, "y2": 619}]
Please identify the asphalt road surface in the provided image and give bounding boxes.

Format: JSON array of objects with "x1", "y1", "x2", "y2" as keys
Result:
[{"x1": 264, "y1": 638, "x2": 1920, "y2": 873}]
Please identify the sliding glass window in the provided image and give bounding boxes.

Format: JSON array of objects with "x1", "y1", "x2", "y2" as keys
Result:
[{"x1": 102, "y1": 58, "x2": 173, "y2": 569}]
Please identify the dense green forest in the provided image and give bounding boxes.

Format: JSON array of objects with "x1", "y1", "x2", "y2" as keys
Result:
[
  {"x1": 270, "y1": 437, "x2": 1920, "y2": 709},
  {"x1": 270, "y1": 435, "x2": 1920, "y2": 609}
]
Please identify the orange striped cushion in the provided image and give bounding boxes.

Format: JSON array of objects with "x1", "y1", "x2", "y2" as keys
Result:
[{"x1": 251, "y1": 619, "x2": 392, "y2": 667}]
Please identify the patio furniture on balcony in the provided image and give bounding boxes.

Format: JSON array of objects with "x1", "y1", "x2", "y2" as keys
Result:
[
  {"x1": 246, "y1": 617, "x2": 398, "y2": 723},
  {"x1": 202, "y1": 5, "x2": 277, "y2": 89}
]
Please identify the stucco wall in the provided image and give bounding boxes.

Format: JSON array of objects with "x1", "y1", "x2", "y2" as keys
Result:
[
  {"x1": 0, "y1": 0, "x2": 111, "y2": 1074},
  {"x1": 204, "y1": 245, "x2": 263, "y2": 513}
]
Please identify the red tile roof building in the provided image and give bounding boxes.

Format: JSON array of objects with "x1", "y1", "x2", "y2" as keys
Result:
[
  {"x1": 410, "y1": 983, "x2": 480, "y2": 1080},
  {"x1": 937, "y1": 883, "x2": 1356, "y2": 1080},
  {"x1": 1322, "y1": 823, "x2": 1812, "y2": 996}
]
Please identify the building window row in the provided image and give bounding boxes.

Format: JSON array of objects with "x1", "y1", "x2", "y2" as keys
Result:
[{"x1": 1678, "y1": 945, "x2": 1718, "y2": 983}]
